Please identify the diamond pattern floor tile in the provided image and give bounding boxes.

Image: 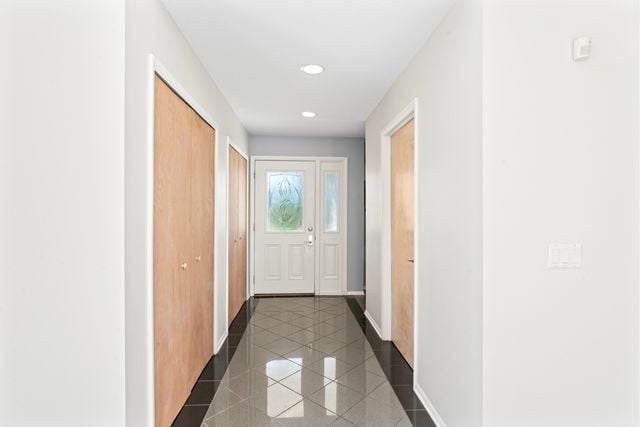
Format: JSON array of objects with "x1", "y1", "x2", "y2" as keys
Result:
[
  {"x1": 187, "y1": 296, "x2": 433, "y2": 427},
  {"x1": 308, "y1": 381, "x2": 365, "y2": 416}
]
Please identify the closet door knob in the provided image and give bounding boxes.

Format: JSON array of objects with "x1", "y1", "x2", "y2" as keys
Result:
[
  {"x1": 196, "y1": 256, "x2": 201, "y2": 262},
  {"x1": 180, "y1": 262, "x2": 188, "y2": 270}
]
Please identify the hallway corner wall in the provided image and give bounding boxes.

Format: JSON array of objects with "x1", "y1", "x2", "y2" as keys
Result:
[
  {"x1": 364, "y1": 0, "x2": 484, "y2": 425},
  {"x1": 125, "y1": 0, "x2": 249, "y2": 425}
]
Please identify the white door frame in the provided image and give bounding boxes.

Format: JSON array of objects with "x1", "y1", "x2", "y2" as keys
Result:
[
  {"x1": 249, "y1": 156, "x2": 348, "y2": 296},
  {"x1": 379, "y1": 98, "x2": 419, "y2": 383},
  {"x1": 226, "y1": 137, "x2": 250, "y2": 326}
]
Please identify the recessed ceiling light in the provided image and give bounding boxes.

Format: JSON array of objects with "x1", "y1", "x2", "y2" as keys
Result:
[
  {"x1": 301, "y1": 64, "x2": 324, "y2": 75},
  {"x1": 301, "y1": 111, "x2": 316, "y2": 118}
]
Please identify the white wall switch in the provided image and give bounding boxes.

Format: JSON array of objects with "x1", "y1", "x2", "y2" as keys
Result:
[{"x1": 548, "y1": 243, "x2": 582, "y2": 268}]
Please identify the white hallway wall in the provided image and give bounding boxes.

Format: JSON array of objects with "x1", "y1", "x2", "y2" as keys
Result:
[
  {"x1": 125, "y1": 0, "x2": 248, "y2": 425},
  {"x1": 365, "y1": 0, "x2": 484, "y2": 425},
  {"x1": 483, "y1": 0, "x2": 639, "y2": 425},
  {"x1": 366, "y1": 0, "x2": 639, "y2": 426},
  {"x1": 0, "y1": 1, "x2": 126, "y2": 426}
]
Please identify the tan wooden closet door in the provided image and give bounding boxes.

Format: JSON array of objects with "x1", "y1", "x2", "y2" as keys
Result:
[
  {"x1": 153, "y1": 76, "x2": 214, "y2": 427},
  {"x1": 228, "y1": 148, "x2": 239, "y2": 324},
  {"x1": 188, "y1": 107, "x2": 214, "y2": 385},
  {"x1": 391, "y1": 118, "x2": 415, "y2": 368},
  {"x1": 228, "y1": 147, "x2": 247, "y2": 324}
]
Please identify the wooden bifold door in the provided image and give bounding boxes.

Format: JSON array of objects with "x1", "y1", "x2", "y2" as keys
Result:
[
  {"x1": 228, "y1": 146, "x2": 247, "y2": 324},
  {"x1": 153, "y1": 76, "x2": 215, "y2": 427}
]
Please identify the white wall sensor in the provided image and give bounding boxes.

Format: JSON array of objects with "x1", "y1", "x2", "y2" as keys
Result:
[{"x1": 573, "y1": 36, "x2": 591, "y2": 61}]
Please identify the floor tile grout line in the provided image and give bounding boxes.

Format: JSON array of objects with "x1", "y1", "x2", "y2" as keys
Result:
[
  {"x1": 344, "y1": 296, "x2": 433, "y2": 426},
  {"x1": 171, "y1": 298, "x2": 259, "y2": 426},
  {"x1": 192, "y1": 297, "x2": 390, "y2": 426}
]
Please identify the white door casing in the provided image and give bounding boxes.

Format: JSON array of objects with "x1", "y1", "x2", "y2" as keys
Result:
[{"x1": 254, "y1": 160, "x2": 316, "y2": 294}]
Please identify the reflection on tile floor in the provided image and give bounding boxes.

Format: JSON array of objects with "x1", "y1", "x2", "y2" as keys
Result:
[{"x1": 201, "y1": 297, "x2": 411, "y2": 426}]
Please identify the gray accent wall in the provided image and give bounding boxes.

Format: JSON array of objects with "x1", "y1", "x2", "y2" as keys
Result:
[{"x1": 249, "y1": 135, "x2": 365, "y2": 293}]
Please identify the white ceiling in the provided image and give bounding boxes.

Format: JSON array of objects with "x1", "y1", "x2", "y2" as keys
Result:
[{"x1": 161, "y1": 0, "x2": 453, "y2": 138}]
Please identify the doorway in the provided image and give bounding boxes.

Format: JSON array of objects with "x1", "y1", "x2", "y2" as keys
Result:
[
  {"x1": 380, "y1": 99, "x2": 419, "y2": 374},
  {"x1": 251, "y1": 157, "x2": 348, "y2": 295},
  {"x1": 391, "y1": 118, "x2": 415, "y2": 367},
  {"x1": 228, "y1": 143, "x2": 248, "y2": 324}
]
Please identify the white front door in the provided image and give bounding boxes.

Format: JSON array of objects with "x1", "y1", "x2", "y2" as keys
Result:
[{"x1": 254, "y1": 160, "x2": 316, "y2": 294}]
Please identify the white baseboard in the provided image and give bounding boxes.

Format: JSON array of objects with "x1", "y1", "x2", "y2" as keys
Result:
[
  {"x1": 364, "y1": 310, "x2": 384, "y2": 339},
  {"x1": 346, "y1": 291, "x2": 365, "y2": 296},
  {"x1": 214, "y1": 330, "x2": 228, "y2": 354},
  {"x1": 414, "y1": 383, "x2": 447, "y2": 427}
]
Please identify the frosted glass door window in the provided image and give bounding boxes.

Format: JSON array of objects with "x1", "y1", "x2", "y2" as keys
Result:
[
  {"x1": 267, "y1": 172, "x2": 304, "y2": 231},
  {"x1": 324, "y1": 172, "x2": 339, "y2": 232}
]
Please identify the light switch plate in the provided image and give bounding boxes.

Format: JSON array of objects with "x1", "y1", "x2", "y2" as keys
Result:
[{"x1": 548, "y1": 243, "x2": 582, "y2": 268}]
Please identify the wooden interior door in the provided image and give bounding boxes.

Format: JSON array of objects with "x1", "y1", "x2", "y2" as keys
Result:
[
  {"x1": 391, "y1": 118, "x2": 415, "y2": 367},
  {"x1": 153, "y1": 76, "x2": 214, "y2": 427},
  {"x1": 228, "y1": 147, "x2": 247, "y2": 324}
]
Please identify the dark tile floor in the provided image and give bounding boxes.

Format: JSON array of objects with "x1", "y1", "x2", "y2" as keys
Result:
[
  {"x1": 172, "y1": 298, "x2": 258, "y2": 427},
  {"x1": 171, "y1": 296, "x2": 436, "y2": 426},
  {"x1": 344, "y1": 297, "x2": 436, "y2": 427}
]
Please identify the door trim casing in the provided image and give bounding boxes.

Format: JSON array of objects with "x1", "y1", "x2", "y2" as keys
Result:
[
  {"x1": 249, "y1": 156, "x2": 348, "y2": 297},
  {"x1": 379, "y1": 98, "x2": 419, "y2": 386}
]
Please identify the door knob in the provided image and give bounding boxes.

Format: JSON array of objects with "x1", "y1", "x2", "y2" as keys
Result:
[
  {"x1": 195, "y1": 256, "x2": 201, "y2": 262},
  {"x1": 180, "y1": 262, "x2": 188, "y2": 270},
  {"x1": 408, "y1": 259, "x2": 414, "y2": 263}
]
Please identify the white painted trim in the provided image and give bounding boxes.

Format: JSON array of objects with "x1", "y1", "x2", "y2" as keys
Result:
[
  {"x1": 414, "y1": 383, "x2": 447, "y2": 427},
  {"x1": 144, "y1": 54, "x2": 156, "y2": 427},
  {"x1": 346, "y1": 291, "x2": 365, "y2": 296},
  {"x1": 249, "y1": 156, "x2": 256, "y2": 297},
  {"x1": 249, "y1": 155, "x2": 348, "y2": 296},
  {"x1": 379, "y1": 98, "x2": 420, "y2": 385},
  {"x1": 228, "y1": 137, "x2": 249, "y2": 160},
  {"x1": 314, "y1": 159, "x2": 321, "y2": 294},
  {"x1": 225, "y1": 140, "x2": 229, "y2": 334},
  {"x1": 637, "y1": 10, "x2": 640, "y2": 418},
  {"x1": 364, "y1": 310, "x2": 384, "y2": 339},
  {"x1": 215, "y1": 330, "x2": 229, "y2": 354},
  {"x1": 341, "y1": 159, "x2": 349, "y2": 295},
  {"x1": 638, "y1": 13, "x2": 640, "y2": 418},
  {"x1": 145, "y1": 55, "x2": 221, "y2": 426},
  {"x1": 251, "y1": 155, "x2": 347, "y2": 162}
]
